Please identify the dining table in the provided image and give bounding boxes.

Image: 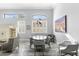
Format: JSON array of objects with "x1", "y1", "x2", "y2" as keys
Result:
[
  {"x1": 31, "y1": 35, "x2": 47, "y2": 56},
  {"x1": 30, "y1": 35, "x2": 47, "y2": 48},
  {"x1": 32, "y1": 35, "x2": 47, "y2": 40}
]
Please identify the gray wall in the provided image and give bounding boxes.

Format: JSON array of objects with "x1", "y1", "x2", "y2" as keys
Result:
[
  {"x1": 54, "y1": 3, "x2": 79, "y2": 43},
  {"x1": 0, "y1": 9, "x2": 53, "y2": 39}
]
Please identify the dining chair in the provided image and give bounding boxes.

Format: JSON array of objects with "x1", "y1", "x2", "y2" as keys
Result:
[
  {"x1": 33, "y1": 40, "x2": 45, "y2": 56},
  {"x1": 30, "y1": 37, "x2": 34, "y2": 48},
  {"x1": 51, "y1": 34, "x2": 56, "y2": 43},
  {"x1": 45, "y1": 36, "x2": 51, "y2": 48},
  {"x1": 47, "y1": 34, "x2": 56, "y2": 43}
]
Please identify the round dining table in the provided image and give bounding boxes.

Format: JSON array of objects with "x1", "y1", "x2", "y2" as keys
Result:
[{"x1": 32, "y1": 35, "x2": 47, "y2": 40}]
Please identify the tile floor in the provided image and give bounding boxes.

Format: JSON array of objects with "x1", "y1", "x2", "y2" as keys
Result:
[{"x1": 0, "y1": 39, "x2": 64, "y2": 56}]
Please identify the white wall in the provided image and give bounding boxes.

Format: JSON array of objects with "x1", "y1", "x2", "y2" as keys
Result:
[
  {"x1": 0, "y1": 24, "x2": 10, "y2": 41},
  {"x1": 54, "y1": 3, "x2": 79, "y2": 43},
  {"x1": 0, "y1": 9, "x2": 53, "y2": 39}
]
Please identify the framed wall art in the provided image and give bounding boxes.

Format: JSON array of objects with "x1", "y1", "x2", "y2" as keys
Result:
[
  {"x1": 32, "y1": 15, "x2": 47, "y2": 33},
  {"x1": 55, "y1": 15, "x2": 67, "y2": 33}
]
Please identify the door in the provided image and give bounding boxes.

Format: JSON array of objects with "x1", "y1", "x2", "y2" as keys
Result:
[
  {"x1": 17, "y1": 20, "x2": 26, "y2": 39},
  {"x1": 17, "y1": 20, "x2": 26, "y2": 33}
]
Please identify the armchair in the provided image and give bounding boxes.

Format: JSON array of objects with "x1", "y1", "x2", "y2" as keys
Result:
[
  {"x1": 60, "y1": 44, "x2": 78, "y2": 56},
  {"x1": 1, "y1": 38, "x2": 14, "y2": 52}
]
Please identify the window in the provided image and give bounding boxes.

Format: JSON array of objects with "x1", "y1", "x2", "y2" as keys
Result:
[
  {"x1": 32, "y1": 15, "x2": 47, "y2": 20},
  {"x1": 3, "y1": 14, "x2": 17, "y2": 19}
]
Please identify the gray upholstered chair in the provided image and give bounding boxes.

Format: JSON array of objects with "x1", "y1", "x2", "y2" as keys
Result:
[
  {"x1": 59, "y1": 41, "x2": 72, "y2": 46},
  {"x1": 60, "y1": 44, "x2": 78, "y2": 56},
  {"x1": 58, "y1": 41, "x2": 72, "y2": 55},
  {"x1": 0, "y1": 41, "x2": 6, "y2": 51},
  {"x1": 1, "y1": 38, "x2": 14, "y2": 52}
]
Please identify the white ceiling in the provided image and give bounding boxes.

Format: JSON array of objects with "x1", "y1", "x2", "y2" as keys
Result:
[{"x1": 0, "y1": 3, "x2": 56, "y2": 9}]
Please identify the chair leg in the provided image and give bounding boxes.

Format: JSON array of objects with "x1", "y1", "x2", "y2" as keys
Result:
[
  {"x1": 34, "y1": 50, "x2": 36, "y2": 56},
  {"x1": 34, "y1": 48, "x2": 36, "y2": 56},
  {"x1": 30, "y1": 45, "x2": 31, "y2": 48},
  {"x1": 48, "y1": 43, "x2": 51, "y2": 48},
  {"x1": 30, "y1": 43, "x2": 33, "y2": 48},
  {"x1": 42, "y1": 51, "x2": 45, "y2": 56},
  {"x1": 59, "y1": 50, "x2": 61, "y2": 56},
  {"x1": 43, "y1": 49, "x2": 45, "y2": 56}
]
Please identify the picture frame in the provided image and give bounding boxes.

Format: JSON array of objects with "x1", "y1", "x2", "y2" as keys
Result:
[
  {"x1": 55, "y1": 15, "x2": 67, "y2": 33},
  {"x1": 32, "y1": 15, "x2": 47, "y2": 33}
]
